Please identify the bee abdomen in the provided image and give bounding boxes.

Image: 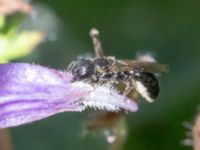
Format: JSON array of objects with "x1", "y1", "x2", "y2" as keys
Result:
[{"x1": 132, "y1": 71, "x2": 159, "y2": 102}]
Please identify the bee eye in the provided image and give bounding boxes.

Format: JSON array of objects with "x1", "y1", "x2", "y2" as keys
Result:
[
  {"x1": 78, "y1": 66, "x2": 89, "y2": 76},
  {"x1": 70, "y1": 59, "x2": 94, "y2": 81}
]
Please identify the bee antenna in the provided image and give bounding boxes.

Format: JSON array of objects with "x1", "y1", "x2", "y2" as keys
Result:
[{"x1": 89, "y1": 28, "x2": 105, "y2": 57}]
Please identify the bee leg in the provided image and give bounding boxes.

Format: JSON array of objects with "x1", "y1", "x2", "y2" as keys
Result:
[
  {"x1": 123, "y1": 81, "x2": 133, "y2": 96},
  {"x1": 90, "y1": 28, "x2": 105, "y2": 57},
  {"x1": 91, "y1": 75, "x2": 99, "y2": 82}
]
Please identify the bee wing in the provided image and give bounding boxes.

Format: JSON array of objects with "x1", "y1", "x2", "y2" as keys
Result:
[{"x1": 118, "y1": 60, "x2": 169, "y2": 73}]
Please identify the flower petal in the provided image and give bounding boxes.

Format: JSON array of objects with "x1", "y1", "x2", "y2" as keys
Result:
[
  {"x1": 0, "y1": 63, "x2": 85, "y2": 128},
  {"x1": 0, "y1": 63, "x2": 138, "y2": 128}
]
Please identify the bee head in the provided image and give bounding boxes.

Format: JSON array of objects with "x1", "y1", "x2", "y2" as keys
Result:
[{"x1": 68, "y1": 59, "x2": 94, "y2": 81}]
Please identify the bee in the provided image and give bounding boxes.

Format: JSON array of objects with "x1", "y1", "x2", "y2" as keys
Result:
[
  {"x1": 67, "y1": 56, "x2": 167, "y2": 102},
  {"x1": 67, "y1": 28, "x2": 168, "y2": 102}
]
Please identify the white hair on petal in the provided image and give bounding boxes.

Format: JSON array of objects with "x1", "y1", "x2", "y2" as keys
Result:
[{"x1": 72, "y1": 81, "x2": 138, "y2": 112}]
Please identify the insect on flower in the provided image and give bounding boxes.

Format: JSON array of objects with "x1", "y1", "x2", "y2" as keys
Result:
[
  {"x1": 67, "y1": 28, "x2": 168, "y2": 103},
  {"x1": 0, "y1": 63, "x2": 138, "y2": 128},
  {"x1": 0, "y1": 28, "x2": 167, "y2": 128}
]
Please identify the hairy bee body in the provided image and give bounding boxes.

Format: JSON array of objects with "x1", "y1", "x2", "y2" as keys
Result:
[{"x1": 67, "y1": 57, "x2": 164, "y2": 102}]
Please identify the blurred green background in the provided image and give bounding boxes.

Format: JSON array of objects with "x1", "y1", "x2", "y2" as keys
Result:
[{"x1": 11, "y1": 0, "x2": 200, "y2": 150}]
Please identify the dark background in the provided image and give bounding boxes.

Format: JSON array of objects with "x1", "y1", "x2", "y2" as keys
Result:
[{"x1": 11, "y1": 0, "x2": 200, "y2": 150}]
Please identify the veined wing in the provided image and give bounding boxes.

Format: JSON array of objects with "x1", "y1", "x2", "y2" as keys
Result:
[{"x1": 117, "y1": 59, "x2": 169, "y2": 73}]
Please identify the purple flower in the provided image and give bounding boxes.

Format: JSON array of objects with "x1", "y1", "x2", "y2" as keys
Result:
[{"x1": 0, "y1": 63, "x2": 138, "y2": 128}]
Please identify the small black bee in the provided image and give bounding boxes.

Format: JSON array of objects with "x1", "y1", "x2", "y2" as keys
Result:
[
  {"x1": 67, "y1": 28, "x2": 168, "y2": 102},
  {"x1": 67, "y1": 56, "x2": 167, "y2": 102}
]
